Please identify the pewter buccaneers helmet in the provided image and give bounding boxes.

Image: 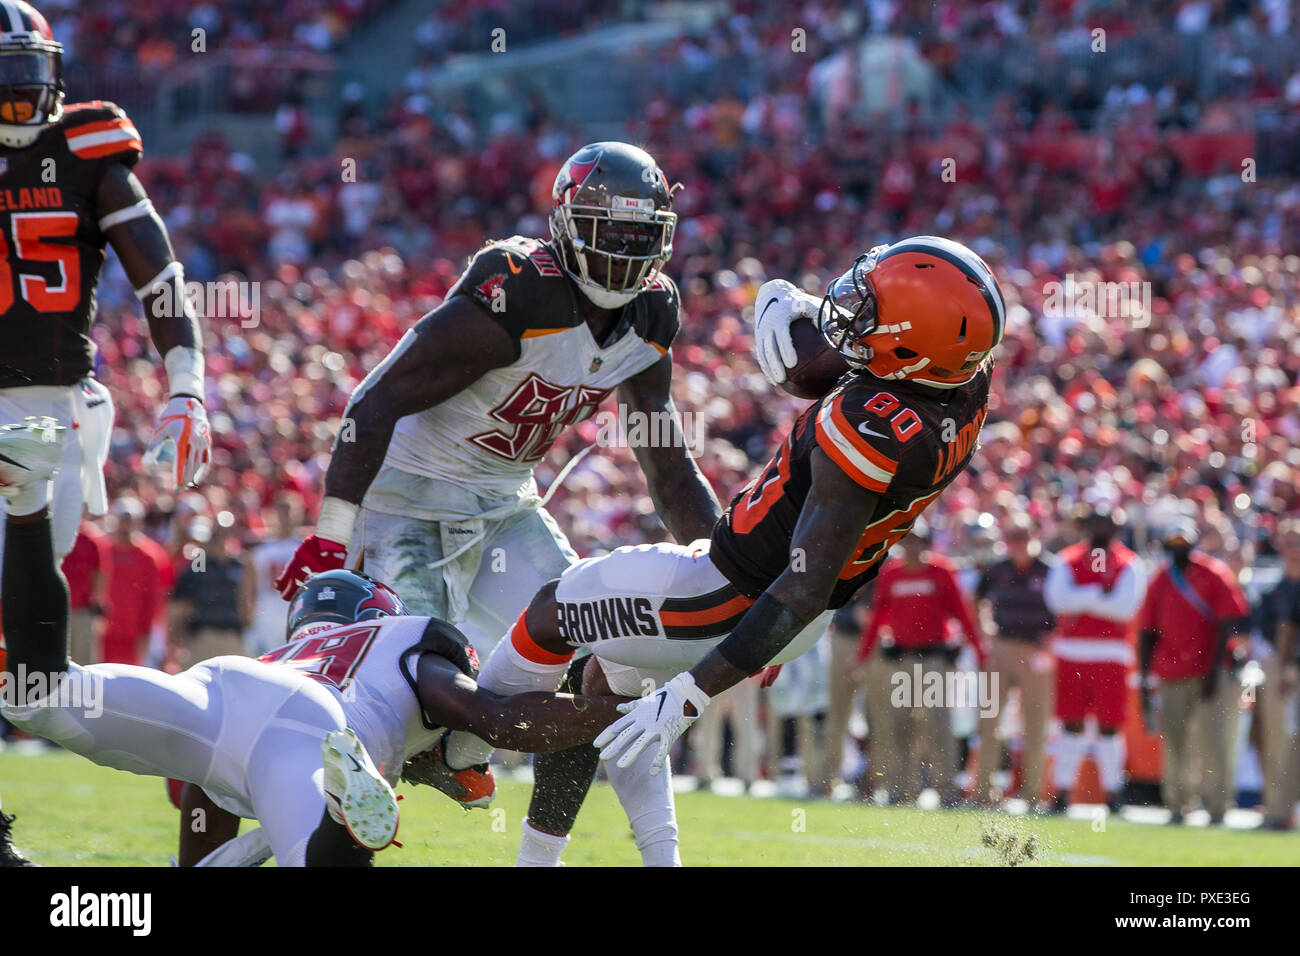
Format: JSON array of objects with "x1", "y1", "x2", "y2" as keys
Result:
[
  {"x1": 550, "y1": 141, "x2": 676, "y2": 310},
  {"x1": 286, "y1": 569, "x2": 407, "y2": 640},
  {"x1": 0, "y1": 1, "x2": 63, "y2": 149}
]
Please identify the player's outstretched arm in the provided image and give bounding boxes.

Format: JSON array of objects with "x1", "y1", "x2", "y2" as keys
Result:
[
  {"x1": 276, "y1": 299, "x2": 516, "y2": 597},
  {"x1": 618, "y1": 353, "x2": 721, "y2": 543},
  {"x1": 690, "y1": 446, "x2": 878, "y2": 698},
  {"x1": 593, "y1": 447, "x2": 878, "y2": 773},
  {"x1": 415, "y1": 654, "x2": 625, "y2": 753}
]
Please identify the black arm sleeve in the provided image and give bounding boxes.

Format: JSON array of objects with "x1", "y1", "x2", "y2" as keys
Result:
[{"x1": 713, "y1": 592, "x2": 809, "y2": 676}]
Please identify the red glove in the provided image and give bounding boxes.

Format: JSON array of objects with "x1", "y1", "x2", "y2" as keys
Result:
[
  {"x1": 757, "y1": 664, "x2": 783, "y2": 688},
  {"x1": 274, "y1": 535, "x2": 348, "y2": 600}
]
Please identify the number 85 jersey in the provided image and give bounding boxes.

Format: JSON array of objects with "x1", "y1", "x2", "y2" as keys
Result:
[
  {"x1": 0, "y1": 100, "x2": 142, "y2": 388},
  {"x1": 709, "y1": 362, "x2": 991, "y2": 609}
]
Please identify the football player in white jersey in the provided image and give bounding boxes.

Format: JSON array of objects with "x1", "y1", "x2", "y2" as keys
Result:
[
  {"x1": 0, "y1": 420, "x2": 627, "y2": 866},
  {"x1": 273, "y1": 142, "x2": 722, "y2": 860},
  {"x1": 243, "y1": 492, "x2": 307, "y2": 657}
]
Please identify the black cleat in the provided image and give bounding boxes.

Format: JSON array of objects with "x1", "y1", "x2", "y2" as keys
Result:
[{"x1": 0, "y1": 812, "x2": 38, "y2": 867}]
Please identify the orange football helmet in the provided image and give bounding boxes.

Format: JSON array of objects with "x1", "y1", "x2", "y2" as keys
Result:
[{"x1": 818, "y1": 236, "x2": 1005, "y2": 387}]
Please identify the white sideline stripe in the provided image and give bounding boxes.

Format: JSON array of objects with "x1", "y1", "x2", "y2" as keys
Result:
[{"x1": 731, "y1": 831, "x2": 1118, "y2": 866}]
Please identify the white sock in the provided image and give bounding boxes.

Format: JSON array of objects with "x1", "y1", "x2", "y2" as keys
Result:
[
  {"x1": 607, "y1": 746, "x2": 681, "y2": 867},
  {"x1": 444, "y1": 614, "x2": 572, "y2": 769},
  {"x1": 6, "y1": 478, "x2": 50, "y2": 517},
  {"x1": 517, "y1": 817, "x2": 569, "y2": 867},
  {"x1": 1095, "y1": 734, "x2": 1126, "y2": 796},
  {"x1": 1053, "y1": 732, "x2": 1087, "y2": 794}
]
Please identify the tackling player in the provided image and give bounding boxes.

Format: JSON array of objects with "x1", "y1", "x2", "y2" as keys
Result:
[
  {"x1": 273, "y1": 143, "x2": 721, "y2": 830},
  {"x1": 468, "y1": 237, "x2": 1004, "y2": 864},
  {"x1": 0, "y1": 420, "x2": 626, "y2": 866}
]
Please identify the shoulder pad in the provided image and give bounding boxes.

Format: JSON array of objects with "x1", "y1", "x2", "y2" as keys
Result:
[
  {"x1": 448, "y1": 237, "x2": 573, "y2": 348},
  {"x1": 491, "y1": 236, "x2": 563, "y2": 276},
  {"x1": 61, "y1": 101, "x2": 142, "y2": 165},
  {"x1": 632, "y1": 270, "x2": 680, "y2": 353},
  {"x1": 813, "y1": 388, "x2": 904, "y2": 493}
]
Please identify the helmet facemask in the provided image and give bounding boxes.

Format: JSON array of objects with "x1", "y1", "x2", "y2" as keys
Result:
[
  {"x1": 0, "y1": 38, "x2": 63, "y2": 149},
  {"x1": 551, "y1": 201, "x2": 675, "y2": 310},
  {"x1": 818, "y1": 245, "x2": 887, "y2": 366}
]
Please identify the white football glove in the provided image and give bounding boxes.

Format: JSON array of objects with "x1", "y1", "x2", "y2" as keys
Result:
[
  {"x1": 753, "y1": 278, "x2": 823, "y2": 386},
  {"x1": 143, "y1": 396, "x2": 212, "y2": 490},
  {"x1": 594, "y1": 672, "x2": 712, "y2": 775}
]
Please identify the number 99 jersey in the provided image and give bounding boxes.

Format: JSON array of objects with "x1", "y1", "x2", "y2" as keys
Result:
[
  {"x1": 0, "y1": 100, "x2": 141, "y2": 387},
  {"x1": 709, "y1": 362, "x2": 991, "y2": 609}
]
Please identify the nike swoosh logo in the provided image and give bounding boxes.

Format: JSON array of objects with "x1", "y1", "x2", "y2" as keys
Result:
[
  {"x1": 505, "y1": 253, "x2": 522, "y2": 274},
  {"x1": 0, "y1": 452, "x2": 28, "y2": 470},
  {"x1": 858, "y1": 424, "x2": 890, "y2": 440},
  {"x1": 347, "y1": 753, "x2": 364, "y2": 773},
  {"x1": 655, "y1": 693, "x2": 667, "y2": 720},
  {"x1": 759, "y1": 297, "x2": 780, "y2": 322}
]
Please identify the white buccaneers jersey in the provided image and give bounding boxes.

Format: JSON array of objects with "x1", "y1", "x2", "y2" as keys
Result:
[
  {"x1": 257, "y1": 614, "x2": 480, "y2": 783},
  {"x1": 375, "y1": 236, "x2": 680, "y2": 501},
  {"x1": 246, "y1": 537, "x2": 301, "y2": 656}
]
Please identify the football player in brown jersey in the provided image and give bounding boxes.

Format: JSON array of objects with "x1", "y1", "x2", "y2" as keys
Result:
[
  {"x1": 486, "y1": 236, "x2": 1004, "y2": 865},
  {"x1": 0, "y1": 0, "x2": 210, "y2": 866},
  {"x1": 0, "y1": 0, "x2": 210, "y2": 530}
]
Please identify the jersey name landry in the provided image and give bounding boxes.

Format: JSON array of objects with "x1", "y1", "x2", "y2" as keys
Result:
[
  {"x1": 0, "y1": 101, "x2": 143, "y2": 388},
  {"x1": 709, "y1": 364, "x2": 991, "y2": 609},
  {"x1": 382, "y1": 236, "x2": 681, "y2": 501}
]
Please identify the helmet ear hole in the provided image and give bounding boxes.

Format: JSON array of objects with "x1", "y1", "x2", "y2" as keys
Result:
[{"x1": 894, "y1": 347, "x2": 918, "y2": 359}]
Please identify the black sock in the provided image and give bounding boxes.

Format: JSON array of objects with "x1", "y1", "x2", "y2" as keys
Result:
[
  {"x1": 305, "y1": 807, "x2": 374, "y2": 867},
  {"x1": 1, "y1": 516, "x2": 69, "y2": 684},
  {"x1": 527, "y1": 655, "x2": 599, "y2": 834}
]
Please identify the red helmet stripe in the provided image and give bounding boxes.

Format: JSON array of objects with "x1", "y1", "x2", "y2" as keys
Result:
[
  {"x1": 568, "y1": 157, "x2": 597, "y2": 188},
  {"x1": 26, "y1": 4, "x2": 52, "y2": 38}
]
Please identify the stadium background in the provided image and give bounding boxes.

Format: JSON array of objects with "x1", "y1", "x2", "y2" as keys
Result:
[{"x1": 5, "y1": 0, "x2": 1300, "y2": 831}]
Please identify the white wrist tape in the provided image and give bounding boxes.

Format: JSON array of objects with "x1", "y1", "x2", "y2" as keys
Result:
[
  {"x1": 316, "y1": 496, "x2": 359, "y2": 547},
  {"x1": 163, "y1": 345, "x2": 205, "y2": 401}
]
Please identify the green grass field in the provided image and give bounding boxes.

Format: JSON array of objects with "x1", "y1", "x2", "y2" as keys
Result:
[{"x1": 2, "y1": 750, "x2": 1295, "y2": 866}]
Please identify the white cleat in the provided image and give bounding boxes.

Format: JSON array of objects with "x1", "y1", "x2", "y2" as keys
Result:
[
  {"x1": 322, "y1": 729, "x2": 400, "y2": 852},
  {"x1": 0, "y1": 417, "x2": 64, "y2": 498}
]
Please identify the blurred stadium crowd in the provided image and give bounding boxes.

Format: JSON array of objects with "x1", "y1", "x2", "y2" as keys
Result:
[{"x1": 6, "y1": 1, "x2": 1298, "y2": 816}]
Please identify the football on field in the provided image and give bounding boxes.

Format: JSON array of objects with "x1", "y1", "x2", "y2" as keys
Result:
[{"x1": 778, "y1": 316, "x2": 851, "y2": 400}]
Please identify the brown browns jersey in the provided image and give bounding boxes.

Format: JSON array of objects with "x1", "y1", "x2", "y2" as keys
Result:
[
  {"x1": 0, "y1": 101, "x2": 142, "y2": 387},
  {"x1": 709, "y1": 362, "x2": 991, "y2": 609}
]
